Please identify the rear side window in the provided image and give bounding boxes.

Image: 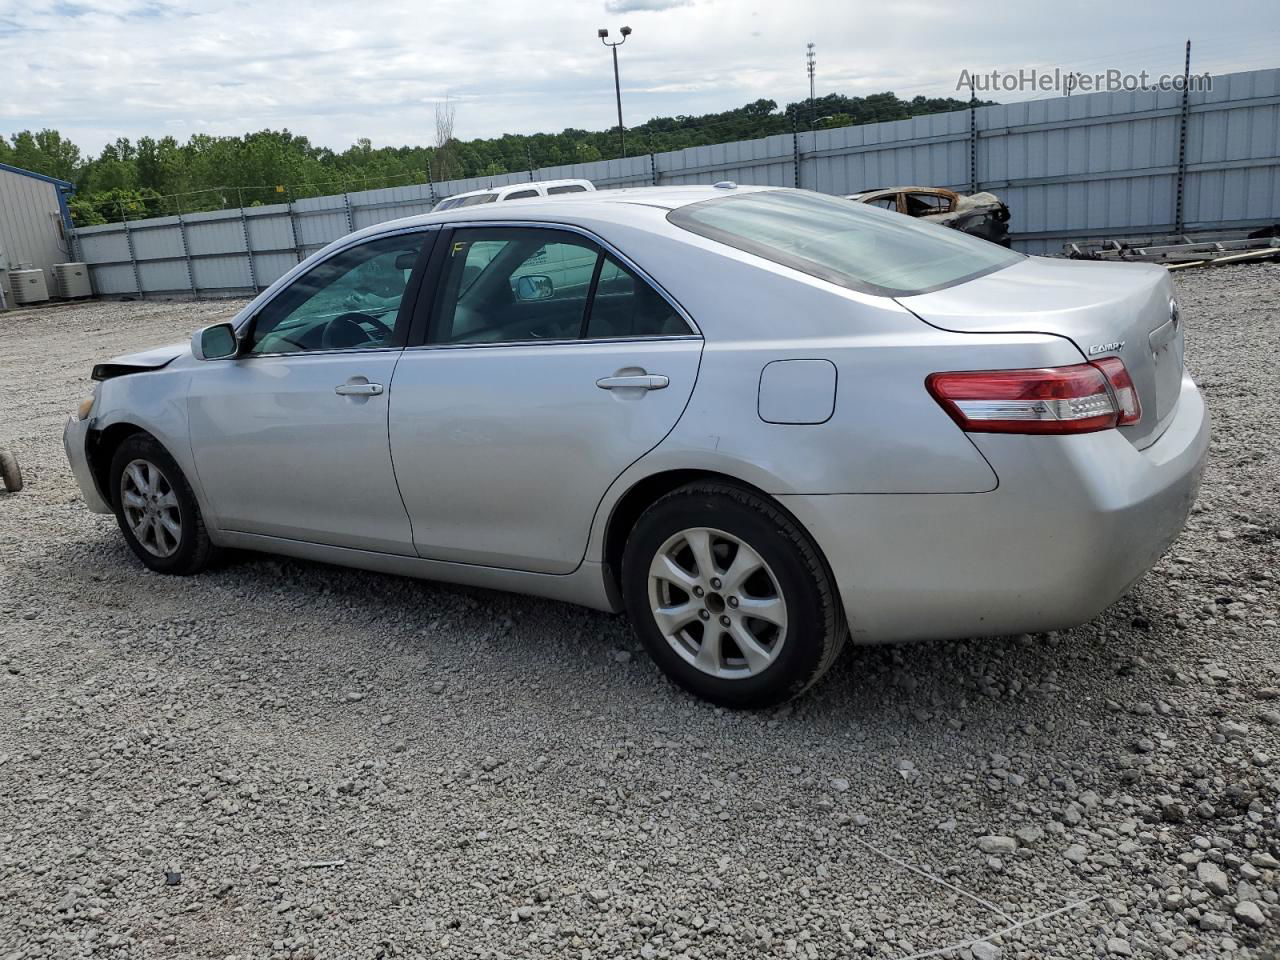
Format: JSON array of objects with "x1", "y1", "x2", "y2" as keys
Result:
[
  {"x1": 453, "y1": 193, "x2": 499, "y2": 208},
  {"x1": 504, "y1": 189, "x2": 539, "y2": 200},
  {"x1": 547, "y1": 184, "x2": 588, "y2": 195},
  {"x1": 668, "y1": 189, "x2": 1021, "y2": 297},
  {"x1": 428, "y1": 228, "x2": 691, "y2": 345},
  {"x1": 904, "y1": 192, "x2": 953, "y2": 215},
  {"x1": 586, "y1": 255, "x2": 691, "y2": 339}
]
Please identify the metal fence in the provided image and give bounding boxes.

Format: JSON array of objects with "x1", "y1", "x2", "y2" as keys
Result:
[{"x1": 73, "y1": 67, "x2": 1280, "y2": 299}]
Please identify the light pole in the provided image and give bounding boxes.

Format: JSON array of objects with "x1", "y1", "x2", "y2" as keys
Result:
[
  {"x1": 598, "y1": 26, "x2": 632, "y2": 158},
  {"x1": 806, "y1": 42, "x2": 816, "y2": 130}
]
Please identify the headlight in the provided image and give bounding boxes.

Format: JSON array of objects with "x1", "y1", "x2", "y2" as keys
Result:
[{"x1": 77, "y1": 396, "x2": 95, "y2": 421}]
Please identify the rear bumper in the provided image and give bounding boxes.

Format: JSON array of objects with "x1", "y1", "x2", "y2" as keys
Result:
[
  {"x1": 780, "y1": 370, "x2": 1209, "y2": 643},
  {"x1": 63, "y1": 416, "x2": 113, "y2": 515}
]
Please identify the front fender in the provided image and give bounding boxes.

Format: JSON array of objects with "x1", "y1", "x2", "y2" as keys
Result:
[{"x1": 86, "y1": 368, "x2": 209, "y2": 522}]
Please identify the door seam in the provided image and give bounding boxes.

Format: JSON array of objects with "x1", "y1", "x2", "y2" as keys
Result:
[{"x1": 384, "y1": 347, "x2": 419, "y2": 552}]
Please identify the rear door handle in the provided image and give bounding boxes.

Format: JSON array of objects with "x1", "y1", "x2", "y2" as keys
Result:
[
  {"x1": 595, "y1": 375, "x2": 669, "y2": 391},
  {"x1": 335, "y1": 382, "x2": 384, "y2": 396}
]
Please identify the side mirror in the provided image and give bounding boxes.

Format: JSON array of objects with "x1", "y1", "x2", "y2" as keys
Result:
[
  {"x1": 515, "y1": 274, "x2": 554, "y2": 301},
  {"x1": 192, "y1": 322, "x2": 239, "y2": 361}
]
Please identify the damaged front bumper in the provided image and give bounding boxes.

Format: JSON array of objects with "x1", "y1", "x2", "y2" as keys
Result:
[{"x1": 63, "y1": 416, "x2": 112, "y2": 514}]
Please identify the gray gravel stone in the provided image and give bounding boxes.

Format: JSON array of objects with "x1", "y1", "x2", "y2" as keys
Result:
[
  {"x1": 977, "y1": 835, "x2": 1016, "y2": 856},
  {"x1": 1014, "y1": 824, "x2": 1044, "y2": 845},
  {"x1": 1200, "y1": 912, "x2": 1231, "y2": 932},
  {"x1": 1197, "y1": 861, "x2": 1231, "y2": 897},
  {"x1": 1233, "y1": 901, "x2": 1266, "y2": 929}
]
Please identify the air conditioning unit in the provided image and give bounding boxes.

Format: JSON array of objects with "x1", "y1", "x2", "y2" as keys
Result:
[
  {"x1": 54, "y1": 262, "x2": 92, "y2": 299},
  {"x1": 10, "y1": 268, "x2": 49, "y2": 305}
]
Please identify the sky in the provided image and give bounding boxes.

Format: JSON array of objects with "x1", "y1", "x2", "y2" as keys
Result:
[{"x1": 2, "y1": 0, "x2": 1279, "y2": 155}]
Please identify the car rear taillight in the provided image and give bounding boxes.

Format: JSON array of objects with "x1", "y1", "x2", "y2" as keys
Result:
[
  {"x1": 1089, "y1": 356, "x2": 1141, "y2": 425},
  {"x1": 926, "y1": 360, "x2": 1141, "y2": 435}
]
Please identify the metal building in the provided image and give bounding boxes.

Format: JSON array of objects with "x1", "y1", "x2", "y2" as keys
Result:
[{"x1": 0, "y1": 161, "x2": 75, "y2": 305}]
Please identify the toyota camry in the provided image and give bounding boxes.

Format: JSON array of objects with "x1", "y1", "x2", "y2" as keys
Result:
[{"x1": 64, "y1": 185, "x2": 1209, "y2": 707}]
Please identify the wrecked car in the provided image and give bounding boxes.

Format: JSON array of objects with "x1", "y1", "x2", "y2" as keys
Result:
[{"x1": 846, "y1": 186, "x2": 1011, "y2": 246}]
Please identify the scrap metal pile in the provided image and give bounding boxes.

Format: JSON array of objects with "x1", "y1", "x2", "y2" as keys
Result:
[{"x1": 1065, "y1": 228, "x2": 1280, "y2": 270}]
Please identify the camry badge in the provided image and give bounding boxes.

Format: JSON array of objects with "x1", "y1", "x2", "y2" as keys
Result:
[{"x1": 1087, "y1": 341, "x2": 1125, "y2": 355}]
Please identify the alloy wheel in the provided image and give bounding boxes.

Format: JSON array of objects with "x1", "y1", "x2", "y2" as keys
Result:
[
  {"x1": 647, "y1": 526, "x2": 788, "y2": 679},
  {"x1": 120, "y1": 458, "x2": 183, "y2": 558}
]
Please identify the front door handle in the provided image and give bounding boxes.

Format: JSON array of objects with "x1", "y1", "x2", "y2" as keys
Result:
[
  {"x1": 335, "y1": 382, "x2": 384, "y2": 396},
  {"x1": 595, "y1": 374, "x2": 669, "y2": 391}
]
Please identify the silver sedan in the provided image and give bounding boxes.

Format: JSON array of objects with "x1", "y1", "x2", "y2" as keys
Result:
[{"x1": 64, "y1": 186, "x2": 1209, "y2": 707}]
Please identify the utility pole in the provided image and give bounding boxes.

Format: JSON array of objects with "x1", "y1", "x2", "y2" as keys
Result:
[
  {"x1": 806, "y1": 43, "x2": 816, "y2": 130},
  {"x1": 1174, "y1": 39, "x2": 1192, "y2": 235},
  {"x1": 598, "y1": 26, "x2": 633, "y2": 158}
]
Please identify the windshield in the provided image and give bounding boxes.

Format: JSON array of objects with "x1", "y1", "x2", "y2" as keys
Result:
[{"x1": 667, "y1": 189, "x2": 1021, "y2": 297}]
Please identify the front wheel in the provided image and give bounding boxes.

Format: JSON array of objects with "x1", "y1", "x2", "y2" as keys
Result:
[
  {"x1": 622, "y1": 482, "x2": 847, "y2": 708},
  {"x1": 109, "y1": 433, "x2": 217, "y2": 575}
]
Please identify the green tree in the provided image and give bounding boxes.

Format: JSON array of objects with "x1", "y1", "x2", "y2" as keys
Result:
[{"x1": 6, "y1": 88, "x2": 992, "y2": 224}]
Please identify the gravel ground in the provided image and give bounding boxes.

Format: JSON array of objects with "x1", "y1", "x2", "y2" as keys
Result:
[{"x1": 1, "y1": 266, "x2": 1278, "y2": 960}]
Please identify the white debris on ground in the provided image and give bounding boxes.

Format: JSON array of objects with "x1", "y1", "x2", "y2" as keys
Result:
[{"x1": 0, "y1": 266, "x2": 1277, "y2": 959}]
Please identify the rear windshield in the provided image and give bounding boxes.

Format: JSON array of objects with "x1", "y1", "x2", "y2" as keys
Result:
[{"x1": 667, "y1": 189, "x2": 1021, "y2": 297}]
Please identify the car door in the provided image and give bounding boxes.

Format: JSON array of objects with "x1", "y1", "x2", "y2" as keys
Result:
[
  {"x1": 388, "y1": 224, "x2": 702, "y2": 574},
  {"x1": 187, "y1": 228, "x2": 435, "y2": 555}
]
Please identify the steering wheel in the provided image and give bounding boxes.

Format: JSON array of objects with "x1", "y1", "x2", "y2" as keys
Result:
[{"x1": 320, "y1": 312, "x2": 393, "y2": 350}]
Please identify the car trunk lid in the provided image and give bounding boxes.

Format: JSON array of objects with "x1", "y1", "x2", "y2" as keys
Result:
[{"x1": 896, "y1": 256, "x2": 1183, "y2": 449}]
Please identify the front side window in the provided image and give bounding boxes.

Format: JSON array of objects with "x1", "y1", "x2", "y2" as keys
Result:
[
  {"x1": 430, "y1": 227, "x2": 690, "y2": 345},
  {"x1": 248, "y1": 233, "x2": 426, "y2": 355},
  {"x1": 669, "y1": 189, "x2": 1021, "y2": 297}
]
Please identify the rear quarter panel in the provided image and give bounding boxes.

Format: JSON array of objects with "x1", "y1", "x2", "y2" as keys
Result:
[{"x1": 583, "y1": 235, "x2": 1086, "y2": 563}]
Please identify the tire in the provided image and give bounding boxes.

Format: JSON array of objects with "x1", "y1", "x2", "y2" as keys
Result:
[
  {"x1": 109, "y1": 433, "x2": 217, "y2": 575},
  {"x1": 0, "y1": 450, "x2": 22, "y2": 493},
  {"x1": 622, "y1": 482, "x2": 847, "y2": 708}
]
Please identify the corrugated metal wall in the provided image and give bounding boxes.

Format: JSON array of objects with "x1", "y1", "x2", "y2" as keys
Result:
[
  {"x1": 72, "y1": 67, "x2": 1280, "y2": 297},
  {"x1": 0, "y1": 168, "x2": 72, "y2": 301}
]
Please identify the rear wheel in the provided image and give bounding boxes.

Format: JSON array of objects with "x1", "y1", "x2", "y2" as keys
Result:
[
  {"x1": 109, "y1": 434, "x2": 217, "y2": 575},
  {"x1": 622, "y1": 482, "x2": 846, "y2": 708}
]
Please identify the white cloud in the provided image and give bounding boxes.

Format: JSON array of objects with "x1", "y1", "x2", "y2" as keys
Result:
[
  {"x1": 0, "y1": 0, "x2": 1276, "y2": 155},
  {"x1": 604, "y1": 0, "x2": 691, "y2": 12}
]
